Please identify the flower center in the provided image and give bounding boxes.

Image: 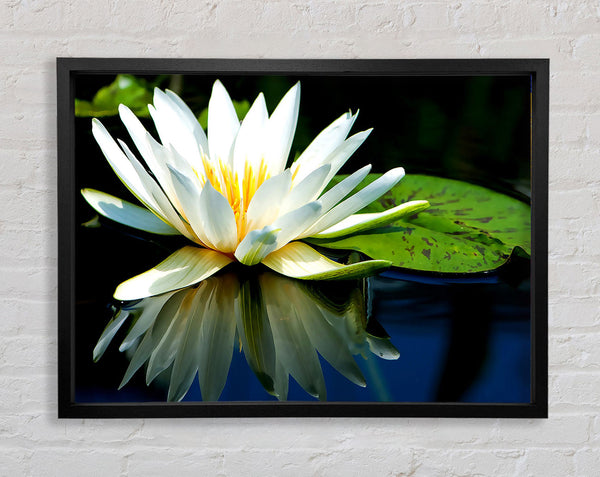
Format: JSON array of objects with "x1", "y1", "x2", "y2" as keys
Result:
[{"x1": 199, "y1": 154, "x2": 271, "y2": 242}]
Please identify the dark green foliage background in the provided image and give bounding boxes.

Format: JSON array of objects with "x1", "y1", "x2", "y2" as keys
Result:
[{"x1": 75, "y1": 73, "x2": 530, "y2": 196}]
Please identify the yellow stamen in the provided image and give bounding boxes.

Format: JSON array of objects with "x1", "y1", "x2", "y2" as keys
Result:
[{"x1": 196, "y1": 154, "x2": 272, "y2": 246}]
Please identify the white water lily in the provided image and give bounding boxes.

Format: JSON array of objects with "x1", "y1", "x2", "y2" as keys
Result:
[{"x1": 83, "y1": 80, "x2": 428, "y2": 300}]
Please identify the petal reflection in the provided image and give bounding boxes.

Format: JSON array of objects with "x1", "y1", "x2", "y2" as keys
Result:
[{"x1": 96, "y1": 269, "x2": 399, "y2": 402}]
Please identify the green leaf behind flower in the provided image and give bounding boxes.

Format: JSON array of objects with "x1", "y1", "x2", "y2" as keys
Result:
[
  {"x1": 75, "y1": 74, "x2": 153, "y2": 117},
  {"x1": 309, "y1": 174, "x2": 531, "y2": 274}
]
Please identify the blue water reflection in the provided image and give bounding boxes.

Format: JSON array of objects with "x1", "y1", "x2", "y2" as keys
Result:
[{"x1": 78, "y1": 266, "x2": 530, "y2": 404}]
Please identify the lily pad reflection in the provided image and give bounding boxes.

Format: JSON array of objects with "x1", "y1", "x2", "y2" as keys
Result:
[{"x1": 94, "y1": 270, "x2": 399, "y2": 401}]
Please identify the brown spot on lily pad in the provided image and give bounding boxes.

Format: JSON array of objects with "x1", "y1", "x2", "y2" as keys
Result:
[
  {"x1": 422, "y1": 249, "x2": 431, "y2": 259},
  {"x1": 453, "y1": 208, "x2": 474, "y2": 216}
]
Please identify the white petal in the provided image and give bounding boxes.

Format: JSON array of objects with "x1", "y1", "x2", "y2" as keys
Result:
[
  {"x1": 165, "y1": 88, "x2": 209, "y2": 154},
  {"x1": 168, "y1": 284, "x2": 212, "y2": 401},
  {"x1": 146, "y1": 292, "x2": 196, "y2": 385},
  {"x1": 315, "y1": 164, "x2": 372, "y2": 213},
  {"x1": 128, "y1": 128, "x2": 181, "y2": 205},
  {"x1": 164, "y1": 163, "x2": 213, "y2": 247},
  {"x1": 81, "y1": 188, "x2": 180, "y2": 235},
  {"x1": 320, "y1": 129, "x2": 373, "y2": 185},
  {"x1": 118, "y1": 290, "x2": 178, "y2": 352},
  {"x1": 92, "y1": 119, "x2": 155, "y2": 207},
  {"x1": 234, "y1": 225, "x2": 280, "y2": 266},
  {"x1": 262, "y1": 82, "x2": 300, "y2": 174},
  {"x1": 92, "y1": 309, "x2": 130, "y2": 362},
  {"x1": 114, "y1": 246, "x2": 233, "y2": 301},
  {"x1": 270, "y1": 201, "x2": 323, "y2": 250},
  {"x1": 119, "y1": 105, "x2": 195, "y2": 221},
  {"x1": 235, "y1": 279, "x2": 279, "y2": 396},
  {"x1": 309, "y1": 200, "x2": 430, "y2": 239},
  {"x1": 292, "y1": 110, "x2": 358, "y2": 182},
  {"x1": 149, "y1": 93, "x2": 203, "y2": 165},
  {"x1": 233, "y1": 93, "x2": 268, "y2": 175},
  {"x1": 245, "y1": 169, "x2": 292, "y2": 232},
  {"x1": 366, "y1": 335, "x2": 401, "y2": 360},
  {"x1": 263, "y1": 281, "x2": 326, "y2": 400},
  {"x1": 119, "y1": 292, "x2": 187, "y2": 389},
  {"x1": 197, "y1": 274, "x2": 239, "y2": 401},
  {"x1": 234, "y1": 201, "x2": 322, "y2": 265},
  {"x1": 300, "y1": 305, "x2": 366, "y2": 387},
  {"x1": 92, "y1": 119, "x2": 183, "y2": 232},
  {"x1": 208, "y1": 80, "x2": 240, "y2": 165},
  {"x1": 262, "y1": 242, "x2": 391, "y2": 280},
  {"x1": 118, "y1": 139, "x2": 195, "y2": 240},
  {"x1": 303, "y1": 167, "x2": 405, "y2": 237},
  {"x1": 258, "y1": 273, "x2": 363, "y2": 387},
  {"x1": 197, "y1": 181, "x2": 238, "y2": 253},
  {"x1": 118, "y1": 104, "x2": 154, "y2": 160},
  {"x1": 280, "y1": 164, "x2": 330, "y2": 216}
]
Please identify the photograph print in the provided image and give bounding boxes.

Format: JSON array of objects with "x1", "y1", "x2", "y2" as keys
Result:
[{"x1": 58, "y1": 59, "x2": 547, "y2": 417}]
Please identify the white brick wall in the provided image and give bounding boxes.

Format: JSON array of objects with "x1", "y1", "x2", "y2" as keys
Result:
[{"x1": 0, "y1": 0, "x2": 598, "y2": 475}]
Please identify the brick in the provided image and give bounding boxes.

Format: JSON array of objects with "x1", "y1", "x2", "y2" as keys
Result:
[
  {"x1": 493, "y1": 416, "x2": 590, "y2": 445},
  {"x1": 548, "y1": 261, "x2": 600, "y2": 299},
  {"x1": 551, "y1": 113, "x2": 587, "y2": 144},
  {"x1": 0, "y1": 449, "x2": 33, "y2": 476},
  {"x1": 549, "y1": 189, "x2": 600, "y2": 221},
  {"x1": 549, "y1": 145, "x2": 600, "y2": 187},
  {"x1": 479, "y1": 37, "x2": 575, "y2": 71},
  {"x1": 309, "y1": 447, "x2": 414, "y2": 476},
  {"x1": 572, "y1": 34, "x2": 600, "y2": 68},
  {"x1": 126, "y1": 449, "x2": 223, "y2": 477},
  {"x1": 0, "y1": 376, "x2": 49, "y2": 413},
  {"x1": 551, "y1": 373, "x2": 600, "y2": 408},
  {"x1": 520, "y1": 449, "x2": 576, "y2": 476},
  {"x1": 11, "y1": 0, "x2": 66, "y2": 32},
  {"x1": 307, "y1": 2, "x2": 357, "y2": 33},
  {"x1": 62, "y1": 420, "x2": 146, "y2": 445},
  {"x1": 413, "y1": 449, "x2": 522, "y2": 477},
  {"x1": 0, "y1": 336, "x2": 56, "y2": 375},
  {"x1": 63, "y1": 36, "x2": 184, "y2": 58},
  {"x1": 0, "y1": 149, "x2": 52, "y2": 187},
  {"x1": 30, "y1": 450, "x2": 123, "y2": 477},
  {"x1": 1, "y1": 298, "x2": 55, "y2": 335},
  {"x1": 552, "y1": 71, "x2": 600, "y2": 107},
  {"x1": 549, "y1": 297, "x2": 600, "y2": 328},
  {"x1": 408, "y1": 3, "x2": 454, "y2": 31},
  {"x1": 586, "y1": 113, "x2": 600, "y2": 144},
  {"x1": 453, "y1": 2, "x2": 502, "y2": 34},
  {"x1": 550, "y1": 332, "x2": 600, "y2": 369},
  {"x1": 0, "y1": 187, "x2": 56, "y2": 228},
  {"x1": 575, "y1": 447, "x2": 600, "y2": 476},
  {"x1": 548, "y1": 224, "x2": 582, "y2": 258},
  {"x1": 12, "y1": 69, "x2": 56, "y2": 106},
  {"x1": 356, "y1": 4, "x2": 403, "y2": 33}
]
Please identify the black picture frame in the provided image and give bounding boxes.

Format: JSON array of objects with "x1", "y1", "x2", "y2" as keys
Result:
[{"x1": 57, "y1": 58, "x2": 548, "y2": 418}]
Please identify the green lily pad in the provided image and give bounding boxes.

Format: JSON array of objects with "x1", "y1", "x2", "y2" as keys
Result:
[
  {"x1": 75, "y1": 74, "x2": 153, "y2": 117},
  {"x1": 309, "y1": 174, "x2": 531, "y2": 274}
]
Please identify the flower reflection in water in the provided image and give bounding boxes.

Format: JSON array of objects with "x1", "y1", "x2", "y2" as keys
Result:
[{"x1": 94, "y1": 270, "x2": 399, "y2": 402}]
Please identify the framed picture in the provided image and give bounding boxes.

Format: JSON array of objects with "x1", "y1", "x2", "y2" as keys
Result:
[{"x1": 57, "y1": 58, "x2": 548, "y2": 418}]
